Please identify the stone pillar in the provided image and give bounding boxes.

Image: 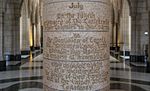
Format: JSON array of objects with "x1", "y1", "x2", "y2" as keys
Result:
[
  {"x1": 3, "y1": 1, "x2": 21, "y2": 61},
  {"x1": 35, "y1": 7, "x2": 41, "y2": 50},
  {"x1": 130, "y1": 0, "x2": 149, "y2": 62},
  {"x1": 43, "y1": 0, "x2": 111, "y2": 91},
  {"x1": 20, "y1": 1, "x2": 31, "y2": 55},
  {"x1": 148, "y1": 11, "x2": 150, "y2": 71},
  {"x1": 12, "y1": 15, "x2": 21, "y2": 61},
  {"x1": 35, "y1": 22, "x2": 41, "y2": 50},
  {"x1": 0, "y1": 0, "x2": 3, "y2": 61},
  {"x1": 119, "y1": 0, "x2": 130, "y2": 56},
  {"x1": 0, "y1": 8, "x2": 3, "y2": 61},
  {"x1": 0, "y1": 0, "x2": 6, "y2": 71}
]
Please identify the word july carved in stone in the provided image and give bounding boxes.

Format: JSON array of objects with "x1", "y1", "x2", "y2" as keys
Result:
[{"x1": 69, "y1": 2, "x2": 84, "y2": 10}]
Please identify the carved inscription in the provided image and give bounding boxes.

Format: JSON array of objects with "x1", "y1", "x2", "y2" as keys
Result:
[
  {"x1": 43, "y1": 33, "x2": 109, "y2": 61},
  {"x1": 69, "y1": 3, "x2": 84, "y2": 10},
  {"x1": 44, "y1": 11, "x2": 110, "y2": 31},
  {"x1": 43, "y1": 60, "x2": 109, "y2": 91},
  {"x1": 43, "y1": 1, "x2": 111, "y2": 91},
  {"x1": 43, "y1": 85, "x2": 110, "y2": 91}
]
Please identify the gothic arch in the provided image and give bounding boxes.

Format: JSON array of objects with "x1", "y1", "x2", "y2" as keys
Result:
[{"x1": 126, "y1": 0, "x2": 132, "y2": 15}]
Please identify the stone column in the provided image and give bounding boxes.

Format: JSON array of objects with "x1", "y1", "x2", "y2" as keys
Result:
[
  {"x1": 12, "y1": 15, "x2": 21, "y2": 61},
  {"x1": 20, "y1": 1, "x2": 31, "y2": 55},
  {"x1": 0, "y1": 0, "x2": 3, "y2": 61},
  {"x1": 119, "y1": 0, "x2": 130, "y2": 56},
  {"x1": 148, "y1": 0, "x2": 150, "y2": 67},
  {"x1": 35, "y1": 22, "x2": 41, "y2": 50},
  {"x1": 43, "y1": 0, "x2": 111, "y2": 91},
  {"x1": 148, "y1": 11, "x2": 150, "y2": 71},
  {"x1": 0, "y1": 0, "x2": 6, "y2": 71},
  {"x1": 3, "y1": 1, "x2": 21, "y2": 61},
  {"x1": 35, "y1": 7, "x2": 41, "y2": 50},
  {"x1": 130, "y1": 0, "x2": 149, "y2": 62}
]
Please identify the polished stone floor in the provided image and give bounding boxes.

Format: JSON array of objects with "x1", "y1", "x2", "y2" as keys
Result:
[{"x1": 0, "y1": 54, "x2": 150, "y2": 91}]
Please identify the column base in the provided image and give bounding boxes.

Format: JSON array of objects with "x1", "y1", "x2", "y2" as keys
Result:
[
  {"x1": 43, "y1": 85, "x2": 110, "y2": 91},
  {"x1": 21, "y1": 50, "x2": 30, "y2": 55},
  {"x1": 34, "y1": 46, "x2": 41, "y2": 50},
  {"x1": 130, "y1": 55, "x2": 145, "y2": 62},
  {"x1": 120, "y1": 51, "x2": 130, "y2": 56},
  {"x1": 146, "y1": 61, "x2": 150, "y2": 72},
  {"x1": 110, "y1": 47, "x2": 116, "y2": 50},
  {"x1": 30, "y1": 46, "x2": 41, "y2": 51},
  {"x1": 30, "y1": 46, "x2": 35, "y2": 51},
  {"x1": 5, "y1": 54, "x2": 21, "y2": 61},
  {"x1": 0, "y1": 61, "x2": 6, "y2": 71},
  {"x1": 110, "y1": 46, "x2": 120, "y2": 52}
]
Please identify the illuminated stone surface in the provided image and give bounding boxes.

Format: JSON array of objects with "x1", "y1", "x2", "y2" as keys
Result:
[{"x1": 43, "y1": 0, "x2": 111, "y2": 91}]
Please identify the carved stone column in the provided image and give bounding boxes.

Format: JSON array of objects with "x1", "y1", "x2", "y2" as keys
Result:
[{"x1": 43, "y1": 0, "x2": 111, "y2": 91}]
